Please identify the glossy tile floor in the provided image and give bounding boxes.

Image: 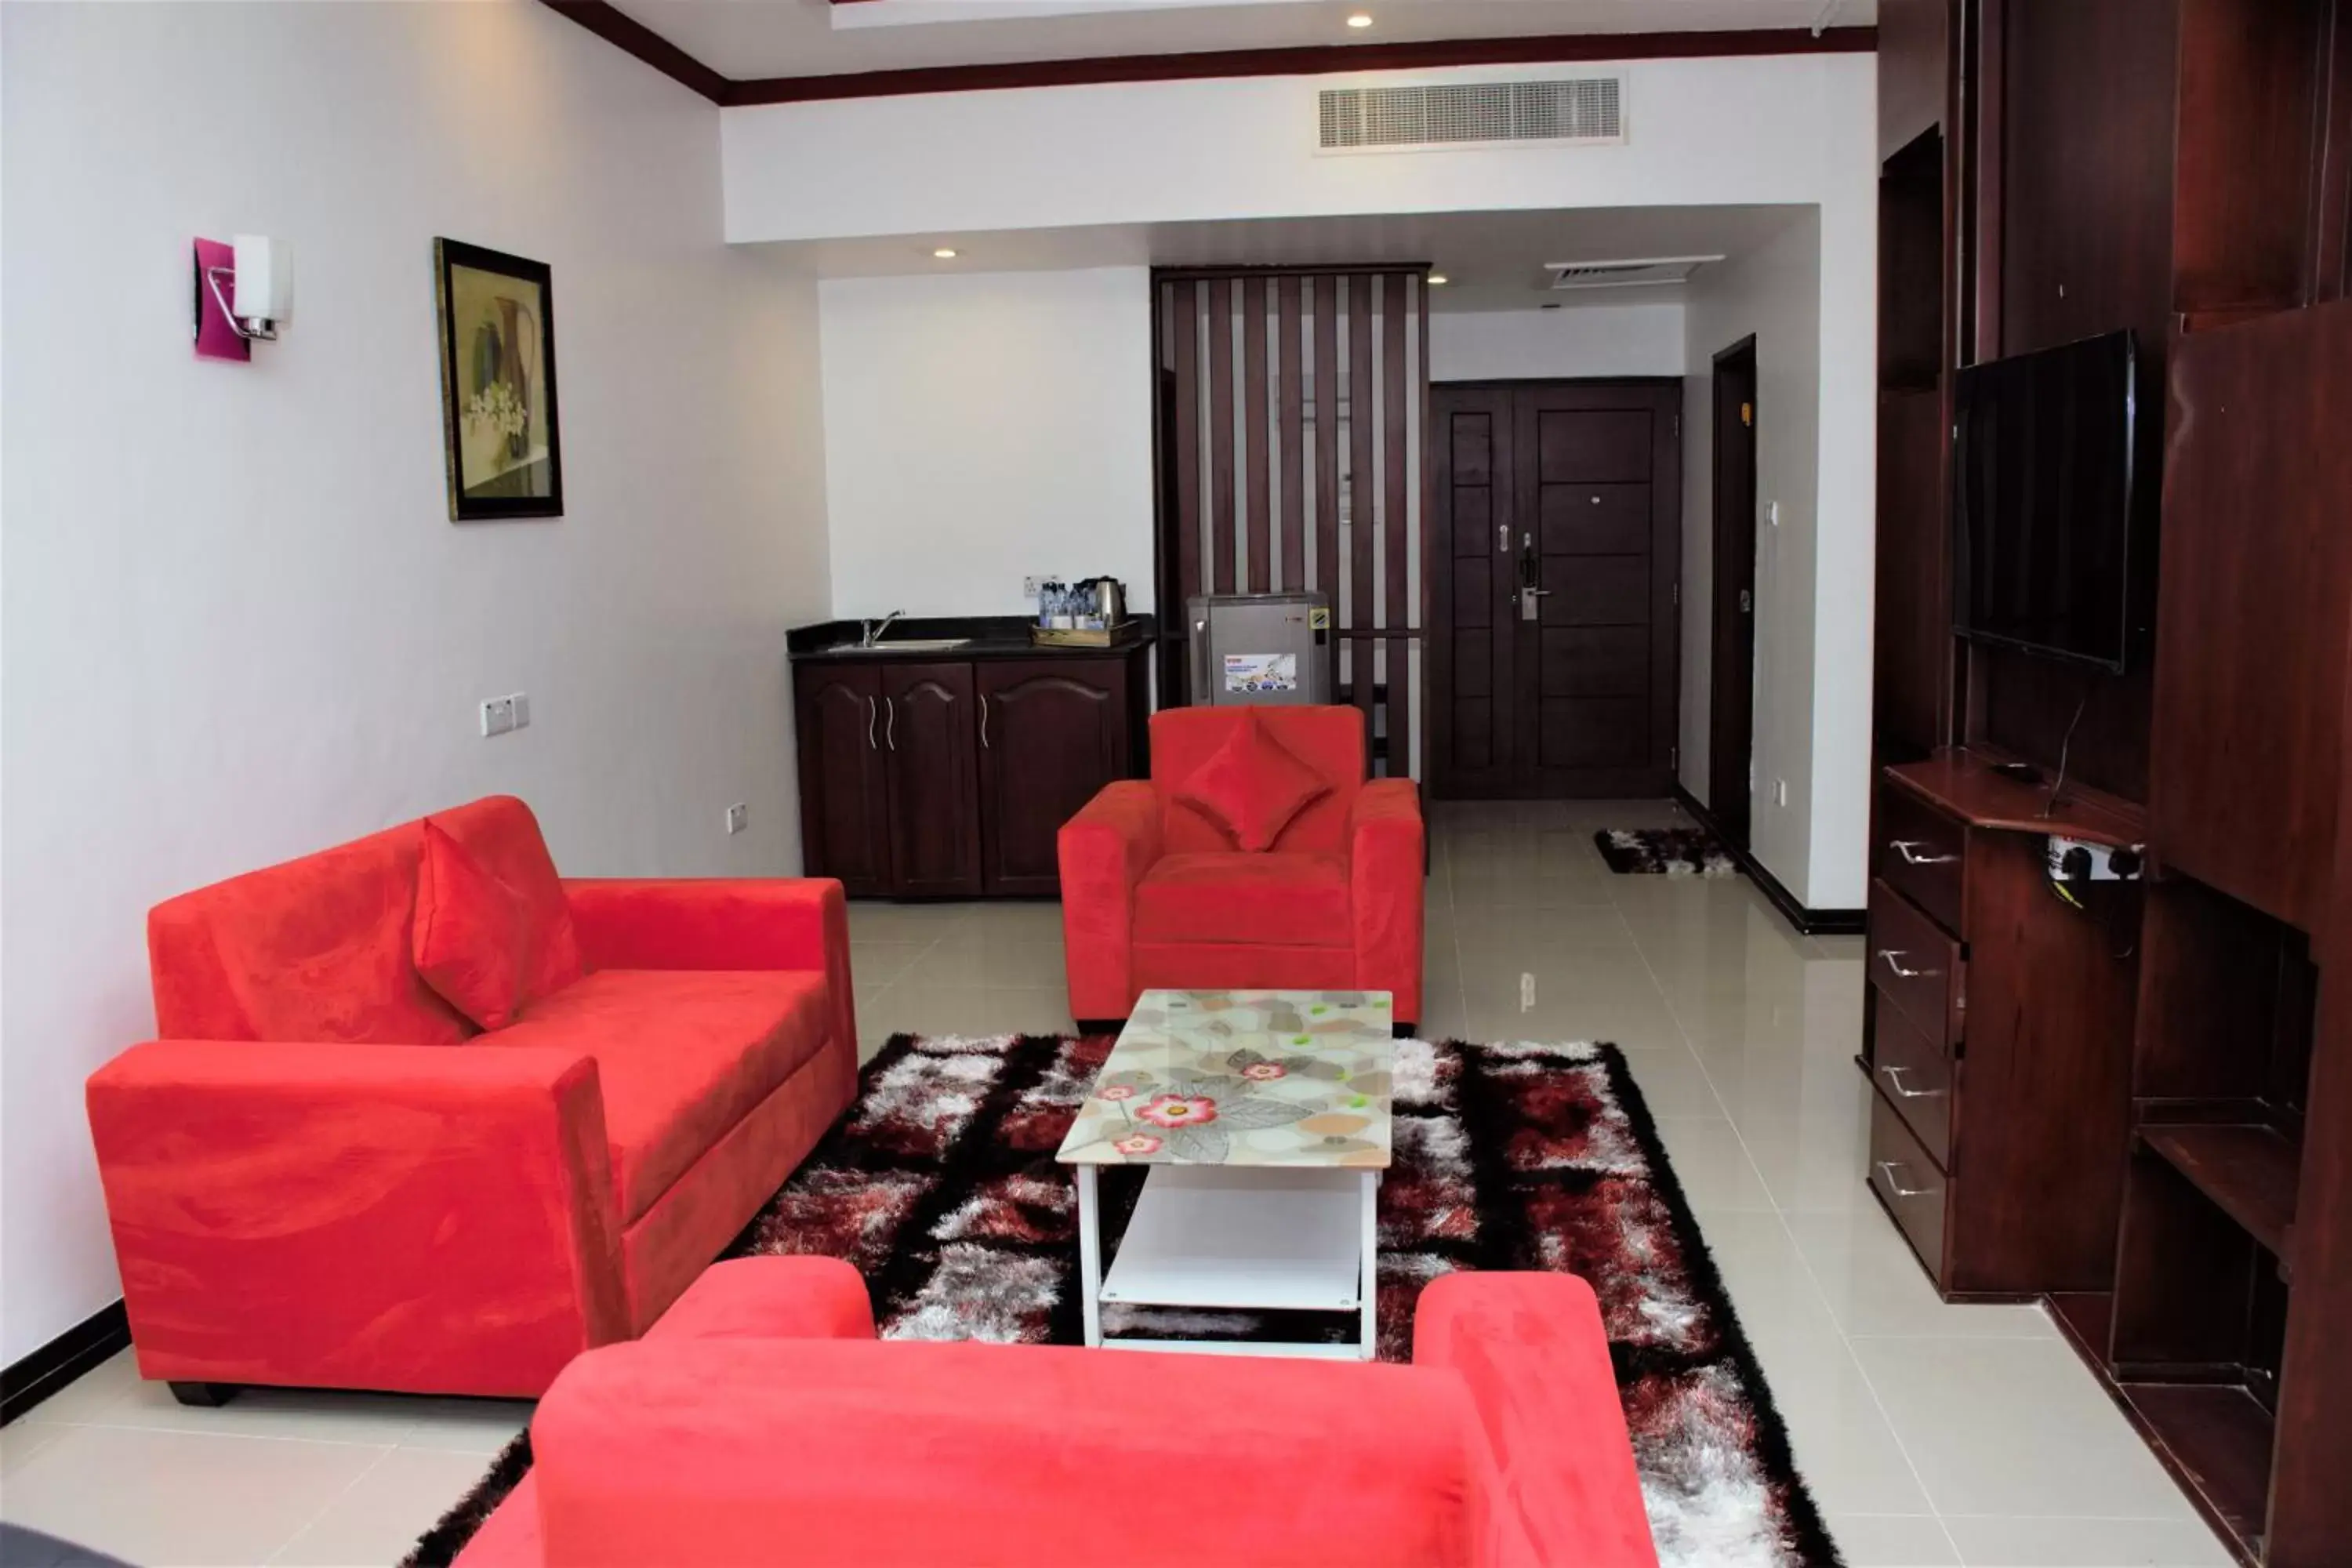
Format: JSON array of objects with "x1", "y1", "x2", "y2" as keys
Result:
[{"x1": 0, "y1": 799, "x2": 2227, "y2": 1566}]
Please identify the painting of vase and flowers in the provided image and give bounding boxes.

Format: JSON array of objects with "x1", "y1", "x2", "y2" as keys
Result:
[{"x1": 434, "y1": 238, "x2": 563, "y2": 521}]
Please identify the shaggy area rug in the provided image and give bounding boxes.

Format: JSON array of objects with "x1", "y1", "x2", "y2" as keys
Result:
[
  {"x1": 407, "y1": 1033, "x2": 1840, "y2": 1568},
  {"x1": 1596, "y1": 826, "x2": 1743, "y2": 877}
]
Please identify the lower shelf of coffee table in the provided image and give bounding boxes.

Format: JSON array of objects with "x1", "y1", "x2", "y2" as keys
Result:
[{"x1": 1099, "y1": 1165, "x2": 1371, "y2": 1313}]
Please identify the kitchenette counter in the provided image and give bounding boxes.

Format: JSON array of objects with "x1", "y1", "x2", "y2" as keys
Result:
[{"x1": 786, "y1": 614, "x2": 1155, "y2": 666}]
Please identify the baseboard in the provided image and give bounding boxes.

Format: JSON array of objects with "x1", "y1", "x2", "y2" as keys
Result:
[
  {"x1": 1, "y1": 1301, "x2": 129, "y2": 1426},
  {"x1": 1671, "y1": 785, "x2": 1865, "y2": 937}
]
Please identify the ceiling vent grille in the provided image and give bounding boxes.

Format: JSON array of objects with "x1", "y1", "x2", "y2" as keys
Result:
[
  {"x1": 1543, "y1": 254, "x2": 1723, "y2": 290},
  {"x1": 1317, "y1": 75, "x2": 1624, "y2": 154}
]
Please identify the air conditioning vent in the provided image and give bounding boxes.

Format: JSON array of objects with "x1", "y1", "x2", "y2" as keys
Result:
[
  {"x1": 1542, "y1": 254, "x2": 1723, "y2": 291},
  {"x1": 1317, "y1": 74, "x2": 1624, "y2": 154}
]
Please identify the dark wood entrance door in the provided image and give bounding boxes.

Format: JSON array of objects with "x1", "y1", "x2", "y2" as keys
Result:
[
  {"x1": 1429, "y1": 379, "x2": 1682, "y2": 798},
  {"x1": 1709, "y1": 339, "x2": 1759, "y2": 848}
]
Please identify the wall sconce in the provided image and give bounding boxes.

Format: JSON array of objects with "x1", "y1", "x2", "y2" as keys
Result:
[{"x1": 192, "y1": 235, "x2": 293, "y2": 361}]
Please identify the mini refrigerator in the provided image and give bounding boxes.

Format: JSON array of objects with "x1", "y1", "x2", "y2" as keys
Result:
[{"x1": 1186, "y1": 592, "x2": 1333, "y2": 706}]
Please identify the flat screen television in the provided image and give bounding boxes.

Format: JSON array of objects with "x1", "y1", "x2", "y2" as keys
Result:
[{"x1": 1951, "y1": 328, "x2": 2148, "y2": 672}]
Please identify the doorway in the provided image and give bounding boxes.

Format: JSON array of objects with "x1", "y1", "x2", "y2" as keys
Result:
[
  {"x1": 1708, "y1": 338, "x2": 1759, "y2": 848},
  {"x1": 1427, "y1": 379, "x2": 1682, "y2": 798}
]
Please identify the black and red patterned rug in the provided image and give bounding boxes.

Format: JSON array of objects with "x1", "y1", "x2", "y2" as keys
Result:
[
  {"x1": 1596, "y1": 826, "x2": 1743, "y2": 877},
  {"x1": 408, "y1": 1033, "x2": 1840, "y2": 1568}
]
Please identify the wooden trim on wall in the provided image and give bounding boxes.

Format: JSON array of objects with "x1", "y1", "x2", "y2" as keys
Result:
[
  {"x1": 538, "y1": 0, "x2": 732, "y2": 103},
  {"x1": 531, "y1": 5, "x2": 1878, "y2": 107}
]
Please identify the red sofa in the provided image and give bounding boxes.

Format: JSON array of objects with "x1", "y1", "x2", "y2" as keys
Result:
[
  {"x1": 455, "y1": 1256, "x2": 1659, "y2": 1568},
  {"x1": 84, "y1": 797, "x2": 857, "y2": 1401},
  {"x1": 1059, "y1": 705, "x2": 1425, "y2": 1028}
]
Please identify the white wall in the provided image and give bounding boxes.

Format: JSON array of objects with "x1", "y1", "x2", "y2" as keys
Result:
[
  {"x1": 1680, "y1": 205, "x2": 1875, "y2": 911},
  {"x1": 818, "y1": 267, "x2": 1156, "y2": 618},
  {"x1": 1428, "y1": 303, "x2": 1686, "y2": 383},
  {"x1": 1, "y1": 1, "x2": 829, "y2": 1362},
  {"x1": 723, "y1": 55, "x2": 1876, "y2": 244}
]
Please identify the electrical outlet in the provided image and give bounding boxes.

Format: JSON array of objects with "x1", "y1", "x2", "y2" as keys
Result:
[
  {"x1": 480, "y1": 696, "x2": 517, "y2": 737},
  {"x1": 510, "y1": 691, "x2": 530, "y2": 729},
  {"x1": 724, "y1": 803, "x2": 748, "y2": 836},
  {"x1": 1022, "y1": 576, "x2": 1044, "y2": 601}
]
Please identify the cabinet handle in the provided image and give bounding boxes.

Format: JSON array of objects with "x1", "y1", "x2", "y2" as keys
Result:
[
  {"x1": 979, "y1": 694, "x2": 990, "y2": 749},
  {"x1": 1878, "y1": 949, "x2": 1939, "y2": 980},
  {"x1": 866, "y1": 695, "x2": 878, "y2": 751},
  {"x1": 1878, "y1": 1064, "x2": 1946, "y2": 1100},
  {"x1": 885, "y1": 697, "x2": 896, "y2": 752},
  {"x1": 1875, "y1": 1160, "x2": 1933, "y2": 1199},
  {"x1": 1890, "y1": 838, "x2": 1958, "y2": 866}
]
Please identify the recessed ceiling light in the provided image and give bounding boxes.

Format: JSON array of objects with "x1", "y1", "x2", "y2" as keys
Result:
[
  {"x1": 1427, "y1": 274, "x2": 1448, "y2": 285},
  {"x1": 932, "y1": 247, "x2": 958, "y2": 260},
  {"x1": 1346, "y1": 12, "x2": 1373, "y2": 27}
]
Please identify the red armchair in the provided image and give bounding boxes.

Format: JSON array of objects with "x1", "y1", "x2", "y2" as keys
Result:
[
  {"x1": 85, "y1": 797, "x2": 857, "y2": 1402},
  {"x1": 1059, "y1": 705, "x2": 1425, "y2": 1028},
  {"x1": 455, "y1": 1257, "x2": 1660, "y2": 1568}
]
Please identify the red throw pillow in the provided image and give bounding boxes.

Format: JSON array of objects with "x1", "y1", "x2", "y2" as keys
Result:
[
  {"x1": 1174, "y1": 711, "x2": 1332, "y2": 851},
  {"x1": 413, "y1": 822, "x2": 530, "y2": 1030}
]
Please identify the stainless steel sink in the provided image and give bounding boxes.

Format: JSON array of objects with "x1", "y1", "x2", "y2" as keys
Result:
[{"x1": 826, "y1": 637, "x2": 974, "y2": 655}]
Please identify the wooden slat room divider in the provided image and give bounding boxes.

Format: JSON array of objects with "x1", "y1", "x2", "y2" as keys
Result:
[{"x1": 1152, "y1": 267, "x2": 1431, "y2": 779}]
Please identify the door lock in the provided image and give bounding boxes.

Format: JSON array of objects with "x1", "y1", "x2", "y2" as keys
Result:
[{"x1": 1520, "y1": 586, "x2": 1553, "y2": 621}]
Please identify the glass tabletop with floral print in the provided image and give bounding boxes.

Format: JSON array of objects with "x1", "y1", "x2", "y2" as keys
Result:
[{"x1": 1054, "y1": 989, "x2": 1393, "y2": 1168}]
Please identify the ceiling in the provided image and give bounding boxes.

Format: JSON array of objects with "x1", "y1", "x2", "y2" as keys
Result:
[
  {"x1": 604, "y1": 0, "x2": 1875, "y2": 83},
  {"x1": 757, "y1": 203, "x2": 1811, "y2": 310}
]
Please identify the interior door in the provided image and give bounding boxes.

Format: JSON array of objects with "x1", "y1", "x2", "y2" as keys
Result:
[
  {"x1": 977, "y1": 659, "x2": 1130, "y2": 896},
  {"x1": 1709, "y1": 341, "x2": 1759, "y2": 848},
  {"x1": 882, "y1": 662, "x2": 982, "y2": 897},
  {"x1": 1430, "y1": 381, "x2": 1681, "y2": 799},
  {"x1": 1428, "y1": 386, "x2": 1520, "y2": 795},
  {"x1": 792, "y1": 663, "x2": 891, "y2": 898}
]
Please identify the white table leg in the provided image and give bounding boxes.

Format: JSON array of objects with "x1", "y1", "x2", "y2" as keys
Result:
[
  {"x1": 1076, "y1": 1163, "x2": 1103, "y2": 1348},
  {"x1": 1359, "y1": 1170, "x2": 1379, "y2": 1359}
]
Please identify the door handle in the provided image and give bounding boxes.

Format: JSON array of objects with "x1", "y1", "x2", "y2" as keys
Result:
[
  {"x1": 866, "y1": 695, "x2": 878, "y2": 750},
  {"x1": 979, "y1": 694, "x2": 990, "y2": 749},
  {"x1": 1875, "y1": 1160, "x2": 1933, "y2": 1199},
  {"x1": 1519, "y1": 586, "x2": 1553, "y2": 622},
  {"x1": 1878, "y1": 1064, "x2": 1946, "y2": 1100},
  {"x1": 1878, "y1": 949, "x2": 1939, "y2": 980},
  {"x1": 1889, "y1": 839, "x2": 1958, "y2": 866},
  {"x1": 885, "y1": 697, "x2": 897, "y2": 752}
]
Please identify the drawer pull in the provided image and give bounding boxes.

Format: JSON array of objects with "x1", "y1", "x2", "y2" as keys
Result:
[
  {"x1": 1879, "y1": 1064, "x2": 1947, "y2": 1100},
  {"x1": 1878, "y1": 949, "x2": 1940, "y2": 980},
  {"x1": 1890, "y1": 839, "x2": 1958, "y2": 866},
  {"x1": 1875, "y1": 1159, "x2": 1934, "y2": 1199}
]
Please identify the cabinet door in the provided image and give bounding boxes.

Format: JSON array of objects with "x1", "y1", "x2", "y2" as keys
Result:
[
  {"x1": 881, "y1": 662, "x2": 983, "y2": 898},
  {"x1": 792, "y1": 663, "x2": 891, "y2": 898},
  {"x1": 977, "y1": 659, "x2": 1134, "y2": 896}
]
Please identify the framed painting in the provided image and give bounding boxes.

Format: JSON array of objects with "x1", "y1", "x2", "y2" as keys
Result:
[{"x1": 434, "y1": 238, "x2": 564, "y2": 521}]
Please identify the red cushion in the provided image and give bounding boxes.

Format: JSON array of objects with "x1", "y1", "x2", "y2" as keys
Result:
[
  {"x1": 146, "y1": 820, "x2": 476, "y2": 1044},
  {"x1": 1134, "y1": 851, "x2": 1351, "y2": 946},
  {"x1": 1172, "y1": 711, "x2": 1332, "y2": 851},
  {"x1": 428, "y1": 797, "x2": 587, "y2": 1005},
  {"x1": 483, "y1": 970, "x2": 830, "y2": 1222},
  {"x1": 413, "y1": 822, "x2": 531, "y2": 1029}
]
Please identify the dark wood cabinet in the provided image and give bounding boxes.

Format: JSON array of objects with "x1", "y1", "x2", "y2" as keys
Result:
[
  {"x1": 977, "y1": 661, "x2": 1135, "y2": 897},
  {"x1": 881, "y1": 662, "x2": 984, "y2": 898},
  {"x1": 793, "y1": 649, "x2": 1145, "y2": 899},
  {"x1": 791, "y1": 663, "x2": 892, "y2": 898}
]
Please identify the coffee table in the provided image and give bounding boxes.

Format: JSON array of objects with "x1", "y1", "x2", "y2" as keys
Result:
[{"x1": 1054, "y1": 988, "x2": 1393, "y2": 1359}]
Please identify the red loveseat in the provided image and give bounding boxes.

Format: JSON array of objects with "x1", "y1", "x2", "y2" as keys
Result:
[
  {"x1": 84, "y1": 797, "x2": 857, "y2": 1402},
  {"x1": 455, "y1": 1256, "x2": 1660, "y2": 1568},
  {"x1": 1059, "y1": 705, "x2": 1425, "y2": 1029}
]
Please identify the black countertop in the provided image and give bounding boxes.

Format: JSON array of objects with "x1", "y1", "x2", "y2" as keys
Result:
[{"x1": 786, "y1": 613, "x2": 1156, "y2": 664}]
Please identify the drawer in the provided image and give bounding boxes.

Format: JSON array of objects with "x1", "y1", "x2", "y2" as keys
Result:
[
  {"x1": 1875, "y1": 786, "x2": 1965, "y2": 932},
  {"x1": 1870, "y1": 1091, "x2": 1949, "y2": 1286},
  {"x1": 1869, "y1": 992, "x2": 1955, "y2": 1173},
  {"x1": 1868, "y1": 880, "x2": 1964, "y2": 1048}
]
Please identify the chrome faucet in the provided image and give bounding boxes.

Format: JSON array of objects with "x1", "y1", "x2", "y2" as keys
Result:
[{"x1": 859, "y1": 610, "x2": 906, "y2": 648}]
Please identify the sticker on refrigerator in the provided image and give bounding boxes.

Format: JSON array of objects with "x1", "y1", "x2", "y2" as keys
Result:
[{"x1": 1224, "y1": 653, "x2": 1298, "y2": 694}]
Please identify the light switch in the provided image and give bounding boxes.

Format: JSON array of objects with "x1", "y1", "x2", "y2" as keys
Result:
[
  {"x1": 480, "y1": 696, "x2": 516, "y2": 737},
  {"x1": 724, "y1": 803, "x2": 749, "y2": 835}
]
